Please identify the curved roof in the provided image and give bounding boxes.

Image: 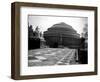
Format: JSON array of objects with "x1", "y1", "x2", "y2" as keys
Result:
[
  {"x1": 48, "y1": 22, "x2": 76, "y2": 32},
  {"x1": 44, "y1": 22, "x2": 80, "y2": 38}
]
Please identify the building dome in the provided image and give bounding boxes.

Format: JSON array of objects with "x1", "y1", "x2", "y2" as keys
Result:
[
  {"x1": 48, "y1": 22, "x2": 75, "y2": 31},
  {"x1": 44, "y1": 22, "x2": 81, "y2": 48}
]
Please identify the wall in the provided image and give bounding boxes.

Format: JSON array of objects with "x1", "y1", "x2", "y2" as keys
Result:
[{"x1": 0, "y1": 0, "x2": 100, "y2": 82}]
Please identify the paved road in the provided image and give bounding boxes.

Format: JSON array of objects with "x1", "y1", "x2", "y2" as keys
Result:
[{"x1": 28, "y1": 48, "x2": 78, "y2": 66}]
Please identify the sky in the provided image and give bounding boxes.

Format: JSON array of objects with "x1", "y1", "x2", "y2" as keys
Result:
[{"x1": 28, "y1": 15, "x2": 88, "y2": 35}]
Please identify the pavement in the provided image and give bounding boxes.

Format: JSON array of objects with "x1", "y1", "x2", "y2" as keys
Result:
[{"x1": 28, "y1": 48, "x2": 78, "y2": 66}]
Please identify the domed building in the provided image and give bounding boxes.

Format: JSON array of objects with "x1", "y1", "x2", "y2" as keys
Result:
[{"x1": 43, "y1": 22, "x2": 81, "y2": 48}]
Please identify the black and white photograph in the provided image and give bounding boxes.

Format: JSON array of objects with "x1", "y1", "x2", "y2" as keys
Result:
[{"x1": 28, "y1": 15, "x2": 88, "y2": 67}]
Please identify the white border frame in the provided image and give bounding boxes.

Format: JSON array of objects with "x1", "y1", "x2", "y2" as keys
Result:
[{"x1": 20, "y1": 7, "x2": 95, "y2": 75}]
